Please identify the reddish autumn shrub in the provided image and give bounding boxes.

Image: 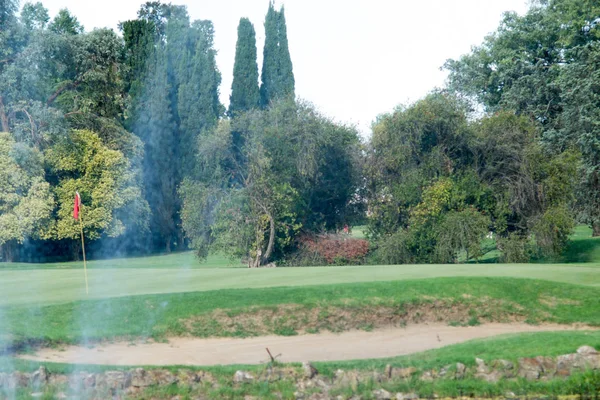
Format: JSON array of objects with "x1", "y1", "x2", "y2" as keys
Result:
[{"x1": 297, "y1": 234, "x2": 370, "y2": 265}]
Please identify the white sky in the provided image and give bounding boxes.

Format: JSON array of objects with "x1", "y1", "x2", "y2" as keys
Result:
[{"x1": 36, "y1": 0, "x2": 529, "y2": 136}]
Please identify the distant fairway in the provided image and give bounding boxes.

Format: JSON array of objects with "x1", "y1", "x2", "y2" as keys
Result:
[{"x1": 0, "y1": 262, "x2": 599, "y2": 307}]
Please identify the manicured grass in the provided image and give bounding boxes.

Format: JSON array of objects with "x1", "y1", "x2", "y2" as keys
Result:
[
  {"x1": 472, "y1": 225, "x2": 600, "y2": 264},
  {"x1": 0, "y1": 262, "x2": 599, "y2": 308},
  {"x1": 350, "y1": 225, "x2": 367, "y2": 239},
  {"x1": 555, "y1": 225, "x2": 600, "y2": 263},
  {"x1": 0, "y1": 252, "x2": 243, "y2": 271},
  {"x1": 1, "y1": 277, "x2": 599, "y2": 349}
]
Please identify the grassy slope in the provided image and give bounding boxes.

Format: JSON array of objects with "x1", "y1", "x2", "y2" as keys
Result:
[
  {"x1": 1, "y1": 277, "x2": 599, "y2": 347},
  {"x1": 0, "y1": 263, "x2": 599, "y2": 307}
]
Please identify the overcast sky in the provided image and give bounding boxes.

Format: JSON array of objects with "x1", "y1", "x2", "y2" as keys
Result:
[{"x1": 36, "y1": 0, "x2": 529, "y2": 135}]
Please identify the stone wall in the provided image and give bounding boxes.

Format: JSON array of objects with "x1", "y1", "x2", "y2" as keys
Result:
[{"x1": 0, "y1": 346, "x2": 598, "y2": 399}]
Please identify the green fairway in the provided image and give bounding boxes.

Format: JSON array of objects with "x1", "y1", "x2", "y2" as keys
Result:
[
  {"x1": 0, "y1": 262, "x2": 599, "y2": 307},
  {"x1": 0, "y1": 252, "x2": 243, "y2": 271}
]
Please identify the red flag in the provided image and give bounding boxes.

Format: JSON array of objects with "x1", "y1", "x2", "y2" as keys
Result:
[{"x1": 73, "y1": 192, "x2": 81, "y2": 220}]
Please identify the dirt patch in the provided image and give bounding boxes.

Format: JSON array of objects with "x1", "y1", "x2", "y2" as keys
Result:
[
  {"x1": 182, "y1": 299, "x2": 528, "y2": 338},
  {"x1": 539, "y1": 295, "x2": 582, "y2": 309}
]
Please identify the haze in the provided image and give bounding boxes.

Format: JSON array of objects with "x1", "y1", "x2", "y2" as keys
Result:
[{"x1": 36, "y1": 0, "x2": 528, "y2": 134}]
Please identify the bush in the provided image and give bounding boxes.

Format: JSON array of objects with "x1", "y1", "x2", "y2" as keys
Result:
[
  {"x1": 287, "y1": 234, "x2": 370, "y2": 266},
  {"x1": 371, "y1": 229, "x2": 414, "y2": 265},
  {"x1": 434, "y1": 208, "x2": 491, "y2": 263},
  {"x1": 497, "y1": 233, "x2": 533, "y2": 263}
]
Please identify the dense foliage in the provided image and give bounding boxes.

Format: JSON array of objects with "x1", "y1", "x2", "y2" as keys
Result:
[
  {"x1": 444, "y1": 0, "x2": 600, "y2": 237},
  {"x1": 180, "y1": 100, "x2": 362, "y2": 266},
  {"x1": 1, "y1": 0, "x2": 599, "y2": 265},
  {"x1": 367, "y1": 94, "x2": 577, "y2": 263}
]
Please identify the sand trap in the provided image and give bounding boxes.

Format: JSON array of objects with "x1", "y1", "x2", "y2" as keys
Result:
[{"x1": 20, "y1": 324, "x2": 592, "y2": 366}]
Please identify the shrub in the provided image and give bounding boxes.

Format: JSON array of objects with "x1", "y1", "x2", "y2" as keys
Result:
[
  {"x1": 497, "y1": 233, "x2": 533, "y2": 263},
  {"x1": 289, "y1": 234, "x2": 370, "y2": 266},
  {"x1": 371, "y1": 229, "x2": 414, "y2": 265}
]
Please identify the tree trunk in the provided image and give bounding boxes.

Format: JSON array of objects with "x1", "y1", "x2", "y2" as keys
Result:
[
  {"x1": 71, "y1": 240, "x2": 81, "y2": 261},
  {"x1": 593, "y1": 221, "x2": 600, "y2": 237},
  {"x1": 0, "y1": 96, "x2": 9, "y2": 132},
  {"x1": 1, "y1": 242, "x2": 17, "y2": 262},
  {"x1": 261, "y1": 213, "x2": 276, "y2": 265}
]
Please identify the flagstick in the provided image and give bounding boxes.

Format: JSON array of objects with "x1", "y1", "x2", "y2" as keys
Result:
[{"x1": 78, "y1": 206, "x2": 89, "y2": 295}]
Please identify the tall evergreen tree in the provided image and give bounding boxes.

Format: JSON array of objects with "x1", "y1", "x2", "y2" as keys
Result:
[
  {"x1": 134, "y1": 46, "x2": 180, "y2": 252},
  {"x1": 260, "y1": 2, "x2": 295, "y2": 107},
  {"x1": 276, "y1": 7, "x2": 294, "y2": 98},
  {"x1": 177, "y1": 20, "x2": 223, "y2": 176},
  {"x1": 229, "y1": 18, "x2": 260, "y2": 116}
]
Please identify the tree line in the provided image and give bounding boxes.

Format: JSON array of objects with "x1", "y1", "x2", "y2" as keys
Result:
[{"x1": 1, "y1": 0, "x2": 599, "y2": 265}]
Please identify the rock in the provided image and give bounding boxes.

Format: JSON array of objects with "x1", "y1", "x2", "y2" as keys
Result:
[
  {"x1": 372, "y1": 371, "x2": 385, "y2": 383},
  {"x1": 149, "y1": 369, "x2": 177, "y2": 386},
  {"x1": 30, "y1": 393, "x2": 43, "y2": 398},
  {"x1": 55, "y1": 392, "x2": 67, "y2": 399},
  {"x1": 308, "y1": 394, "x2": 331, "y2": 400},
  {"x1": 396, "y1": 393, "x2": 419, "y2": 400},
  {"x1": 492, "y1": 359, "x2": 515, "y2": 379},
  {"x1": 244, "y1": 396, "x2": 258, "y2": 400},
  {"x1": 557, "y1": 351, "x2": 600, "y2": 375},
  {"x1": 11, "y1": 372, "x2": 30, "y2": 388},
  {"x1": 31, "y1": 366, "x2": 49, "y2": 387},
  {"x1": 294, "y1": 391, "x2": 305, "y2": 400},
  {"x1": 334, "y1": 369, "x2": 359, "y2": 391},
  {"x1": 493, "y1": 359, "x2": 514, "y2": 370},
  {"x1": 131, "y1": 368, "x2": 153, "y2": 387},
  {"x1": 438, "y1": 365, "x2": 450, "y2": 378},
  {"x1": 313, "y1": 377, "x2": 331, "y2": 391},
  {"x1": 476, "y1": 370, "x2": 503, "y2": 383},
  {"x1": 420, "y1": 371, "x2": 434, "y2": 382},
  {"x1": 535, "y1": 356, "x2": 557, "y2": 378},
  {"x1": 518, "y1": 358, "x2": 543, "y2": 380},
  {"x1": 104, "y1": 370, "x2": 131, "y2": 390},
  {"x1": 475, "y1": 358, "x2": 489, "y2": 374},
  {"x1": 302, "y1": 362, "x2": 318, "y2": 379},
  {"x1": 577, "y1": 346, "x2": 598, "y2": 355},
  {"x1": 83, "y1": 373, "x2": 96, "y2": 389},
  {"x1": 373, "y1": 388, "x2": 392, "y2": 400},
  {"x1": 455, "y1": 363, "x2": 466, "y2": 380},
  {"x1": 390, "y1": 367, "x2": 417, "y2": 379},
  {"x1": 233, "y1": 370, "x2": 254, "y2": 384},
  {"x1": 384, "y1": 364, "x2": 392, "y2": 378},
  {"x1": 178, "y1": 370, "x2": 205, "y2": 386}
]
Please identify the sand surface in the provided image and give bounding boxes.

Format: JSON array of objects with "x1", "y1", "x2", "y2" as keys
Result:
[{"x1": 19, "y1": 323, "x2": 591, "y2": 366}]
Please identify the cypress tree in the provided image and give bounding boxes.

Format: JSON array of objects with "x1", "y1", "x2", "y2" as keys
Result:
[
  {"x1": 260, "y1": 2, "x2": 295, "y2": 107},
  {"x1": 276, "y1": 7, "x2": 294, "y2": 99},
  {"x1": 178, "y1": 20, "x2": 223, "y2": 176},
  {"x1": 134, "y1": 46, "x2": 180, "y2": 252},
  {"x1": 229, "y1": 18, "x2": 260, "y2": 117}
]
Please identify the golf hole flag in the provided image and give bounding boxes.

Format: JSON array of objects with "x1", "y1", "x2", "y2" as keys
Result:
[
  {"x1": 73, "y1": 192, "x2": 81, "y2": 220},
  {"x1": 73, "y1": 191, "x2": 89, "y2": 294}
]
